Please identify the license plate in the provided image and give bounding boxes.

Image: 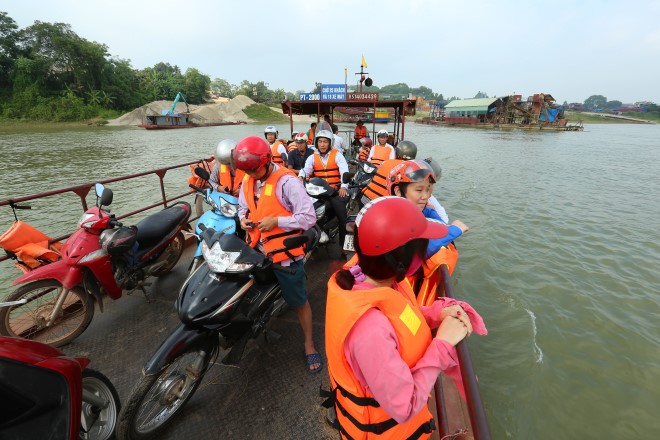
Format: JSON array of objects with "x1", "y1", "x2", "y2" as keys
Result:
[{"x1": 343, "y1": 234, "x2": 355, "y2": 252}]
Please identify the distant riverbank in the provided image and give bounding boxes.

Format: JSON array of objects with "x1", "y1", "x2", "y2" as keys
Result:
[{"x1": 409, "y1": 111, "x2": 658, "y2": 124}]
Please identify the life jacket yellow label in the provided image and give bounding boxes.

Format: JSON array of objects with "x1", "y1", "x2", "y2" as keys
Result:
[
  {"x1": 264, "y1": 184, "x2": 273, "y2": 197},
  {"x1": 399, "y1": 304, "x2": 421, "y2": 336}
]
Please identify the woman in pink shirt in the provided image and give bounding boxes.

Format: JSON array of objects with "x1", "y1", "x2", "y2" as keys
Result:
[{"x1": 324, "y1": 197, "x2": 486, "y2": 439}]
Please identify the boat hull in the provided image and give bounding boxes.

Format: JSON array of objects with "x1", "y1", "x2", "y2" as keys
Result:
[{"x1": 138, "y1": 121, "x2": 246, "y2": 130}]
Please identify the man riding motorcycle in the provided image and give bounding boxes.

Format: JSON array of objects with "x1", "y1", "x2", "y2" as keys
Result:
[{"x1": 298, "y1": 130, "x2": 350, "y2": 259}]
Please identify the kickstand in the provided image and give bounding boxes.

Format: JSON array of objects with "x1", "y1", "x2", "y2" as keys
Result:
[{"x1": 138, "y1": 284, "x2": 152, "y2": 303}]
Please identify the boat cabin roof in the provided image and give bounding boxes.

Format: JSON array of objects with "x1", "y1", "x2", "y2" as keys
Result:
[{"x1": 281, "y1": 99, "x2": 417, "y2": 116}]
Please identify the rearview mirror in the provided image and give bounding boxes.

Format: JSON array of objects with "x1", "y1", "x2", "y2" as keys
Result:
[
  {"x1": 99, "y1": 188, "x2": 113, "y2": 207},
  {"x1": 194, "y1": 166, "x2": 210, "y2": 181},
  {"x1": 342, "y1": 172, "x2": 354, "y2": 184},
  {"x1": 94, "y1": 183, "x2": 105, "y2": 198}
]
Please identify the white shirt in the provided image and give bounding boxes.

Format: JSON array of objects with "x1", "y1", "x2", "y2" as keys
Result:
[
  {"x1": 333, "y1": 134, "x2": 346, "y2": 151},
  {"x1": 299, "y1": 149, "x2": 350, "y2": 189},
  {"x1": 270, "y1": 141, "x2": 287, "y2": 157},
  {"x1": 368, "y1": 143, "x2": 395, "y2": 161},
  {"x1": 428, "y1": 195, "x2": 449, "y2": 223}
]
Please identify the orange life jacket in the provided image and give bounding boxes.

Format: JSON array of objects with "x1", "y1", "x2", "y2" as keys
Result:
[
  {"x1": 218, "y1": 164, "x2": 245, "y2": 193},
  {"x1": 406, "y1": 244, "x2": 459, "y2": 307},
  {"x1": 355, "y1": 125, "x2": 367, "y2": 139},
  {"x1": 241, "y1": 167, "x2": 305, "y2": 263},
  {"x1": 187, "y1": 158, "x2": 215, "y2": 188},
  {"x1": 307, "y1": 129, "x2": 315, "y2": 145},
  {"x1": 270, "y1": 141, "x2": 285, "y2": 165},
  {"x1": 370, "y1": 145, "x2": 392, "y2": 168},
  {"x1": 312, "y1": 150, "x2": 341, "y2": 189},
  {"x1": 362, "y1": 159, "x2": 403, "y2": 201},
  {"x1": 325, "y1": 273, "x2": 436, "y2": 440},
  {"x1": 0, "y1": 220, "x2": 63, "y2": 271}
]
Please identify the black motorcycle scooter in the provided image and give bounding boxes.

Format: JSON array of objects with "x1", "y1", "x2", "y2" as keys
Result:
[{"x1": 116, "y1": 224, "x2": 319, "y2": 440}]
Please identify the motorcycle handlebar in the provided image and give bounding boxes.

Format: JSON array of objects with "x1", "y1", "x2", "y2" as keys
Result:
[{"x1": 189, "y1": 183, "x2": 206, "y2": 194}]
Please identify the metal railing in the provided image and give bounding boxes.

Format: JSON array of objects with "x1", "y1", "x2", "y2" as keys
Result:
[
  {"x1": 0, "y1": 158, "x2": 212, "y2": 264},
  {"x1": 434, "y1": 265, "x2": 491, "y2": 439}
]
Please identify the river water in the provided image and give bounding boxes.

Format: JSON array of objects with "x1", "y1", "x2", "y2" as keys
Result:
[{"x1": 1, "y1": 122, "x2": 659, "y2": 439}]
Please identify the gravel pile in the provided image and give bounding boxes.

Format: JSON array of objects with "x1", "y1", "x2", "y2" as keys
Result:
[{"x1": 107, "y1": 96, "x2": 256, "y2": 126}]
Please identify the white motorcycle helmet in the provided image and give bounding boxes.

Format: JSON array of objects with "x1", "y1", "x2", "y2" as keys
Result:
[
  {"x1": 214, "y1": 139, "x2": 237, "y2": 165},
  {"x1": 314, "y1": 130, "x2": 334, "y2": 151},
  {"x1": 377, "y1": 129, "x2": 389, "y2": 139},
  {"x1": 264, "y1": 125, "x2": 278, "y2": 139}
]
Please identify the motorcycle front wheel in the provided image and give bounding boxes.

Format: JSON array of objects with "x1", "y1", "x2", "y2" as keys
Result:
[
  {"x1": 151, "y1": 232, "x2": 185, "y2": 277},
  {"x1": 117, "y1": 348, "x2": 214, "y2": 440},
  {"x1": 0, "y1": 279, "x2": 94, "y2": 347},
  {"x1": 81, "y1": 369, "x2": 121, "y2": 440}
]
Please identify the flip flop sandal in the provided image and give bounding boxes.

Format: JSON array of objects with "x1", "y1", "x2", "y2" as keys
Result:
[{"x1": 305, "y1": 352, "x2": 323, "y2": 374}]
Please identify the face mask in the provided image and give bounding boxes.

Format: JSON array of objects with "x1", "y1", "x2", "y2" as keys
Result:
[{"x1": 405, "y1": 253, "x2": 423, "y2": 277}]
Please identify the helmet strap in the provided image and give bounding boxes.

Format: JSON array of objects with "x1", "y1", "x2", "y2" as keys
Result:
[{"x1": 260, "y1": 162, "x2": 274, "y2": 181}]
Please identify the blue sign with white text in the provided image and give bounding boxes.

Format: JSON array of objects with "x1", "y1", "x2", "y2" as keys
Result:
[
  {"x1": 299, "y1": 93, "x2": 321, "y2": 101},
  {"x1": 321, "y1": 84, "x2": 346, "y2": 101}
]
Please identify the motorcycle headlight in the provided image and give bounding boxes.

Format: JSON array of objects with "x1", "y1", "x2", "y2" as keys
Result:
[
  {"x1": 220, "y1": 199, "x2": 238, "y2": 217},
  {"x1": 79, "y1": 213, "x2": 97, "y2": 228},
  {"x1": 306, "y1": 183, "x2": 325, "y2": 197},
  {"x1": 363, "y1": 163, "x2": 376, "y2": 173},
  {"x1": 201, "y1": 241, "x2": 254, "y2": 273},
  {"x1": 315, "y1": 204, "x2": 326, "y2": 218},
  {"x1": 79, "y1": 248, "x2": 109, "y2": 263}
]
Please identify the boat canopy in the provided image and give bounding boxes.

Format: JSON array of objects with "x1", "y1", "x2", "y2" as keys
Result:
[{"x1": 281, "y1": 98, "x2": 417, "y2": 143}]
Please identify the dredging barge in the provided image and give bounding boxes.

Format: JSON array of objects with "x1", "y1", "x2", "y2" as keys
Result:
[{"x1": 417, "y1": 93, "x2": 584, "y2": 131}]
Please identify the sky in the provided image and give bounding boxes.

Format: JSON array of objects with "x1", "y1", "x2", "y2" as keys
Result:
[{"x1": 3, "y1": 0, "x2": 660, "y2": 104}]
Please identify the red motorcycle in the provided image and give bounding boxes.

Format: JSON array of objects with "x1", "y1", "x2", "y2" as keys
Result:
[
  {"x1": 0, "y1": 334, "x2": 120, "y2": 440},
  {"x1": 0, "y1": 183, "x2": 191, "y2": 347}
]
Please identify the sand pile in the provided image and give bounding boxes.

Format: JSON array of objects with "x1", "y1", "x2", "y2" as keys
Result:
[{"x1": 107, "y1": 96, "x2": 256, "y2": 126}]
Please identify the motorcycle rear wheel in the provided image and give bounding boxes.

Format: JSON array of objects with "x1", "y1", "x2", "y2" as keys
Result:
[
  {"x1": 117, "y1": 348, "x2": 213, "y2": 440},
  {"x1": 0, "y1": 279, "x2": 94, "y2": 347},
  {"x1": 81, "y1": 369, "x2": 121, "y2": 440},
  {"x1": 152, "y1": 232, "x2": 185, "y2": 277}
]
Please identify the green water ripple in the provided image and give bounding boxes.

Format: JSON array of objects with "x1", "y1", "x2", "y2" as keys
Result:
[{"x1": 2, "y1": 123, "x2": 659, "y2": 439}]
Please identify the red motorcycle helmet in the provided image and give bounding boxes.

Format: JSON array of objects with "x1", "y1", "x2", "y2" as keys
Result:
[
  {"x1": 387, "y1": 159, "x2": 436, "y2": 195},
  {"x1": 355, "y1": 196, "x2": 448, "y2": 256},
  {"x1": 360, "y1": 137, "x2": 373, "y2": 148},
  {"x1": 233, "y1": 136, "x2": 271, "y2": 171}
]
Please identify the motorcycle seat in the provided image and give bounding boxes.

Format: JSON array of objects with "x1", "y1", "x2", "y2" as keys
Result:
[{"x1": 136, "y1": 203, "x2": 191, "y2": 248}]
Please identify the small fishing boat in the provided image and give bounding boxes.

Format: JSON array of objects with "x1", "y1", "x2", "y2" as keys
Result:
[{"x1": 138, "y1": 115, "x2": 246, "y2": 130}]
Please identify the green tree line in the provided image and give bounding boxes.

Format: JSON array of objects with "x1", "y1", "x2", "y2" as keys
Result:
[
  {"x1": 3, "y1": 12, "x2": 656, "y2": 122},
  {"x1": 0, "y1": 11, "x2": 211, "y2": 121}
]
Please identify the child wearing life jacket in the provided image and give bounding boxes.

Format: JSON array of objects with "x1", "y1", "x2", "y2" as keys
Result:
[
  {"x1": 324, "y1": 197, "x2": 486, "y2": 439},
  {"x1": 387, "y1": 159, "x2": 468, "y2": 305}
]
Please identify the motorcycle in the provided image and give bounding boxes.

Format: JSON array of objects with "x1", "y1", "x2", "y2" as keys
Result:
[
  {"x1": 187, "y1": 167, "x2": 240, "y2": 274},
  {"x1": 342, "y1": 214, "x2": 359, "y2": 259},
  {"x1": 0, "y1": 333, "x2": 120, "y2": 440},
  {"x1": 305, "y1": 177, "x2": 339, "y2": 246},
  {"x1": 116, "y1": 224, "x2": 319, "y2": 440},
  {"x1": 344, "y1": 159, "x2": 377, "y2": 213},
  {"x1": 0, "y1": 183, "x2": 191, "y2": 347}
]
